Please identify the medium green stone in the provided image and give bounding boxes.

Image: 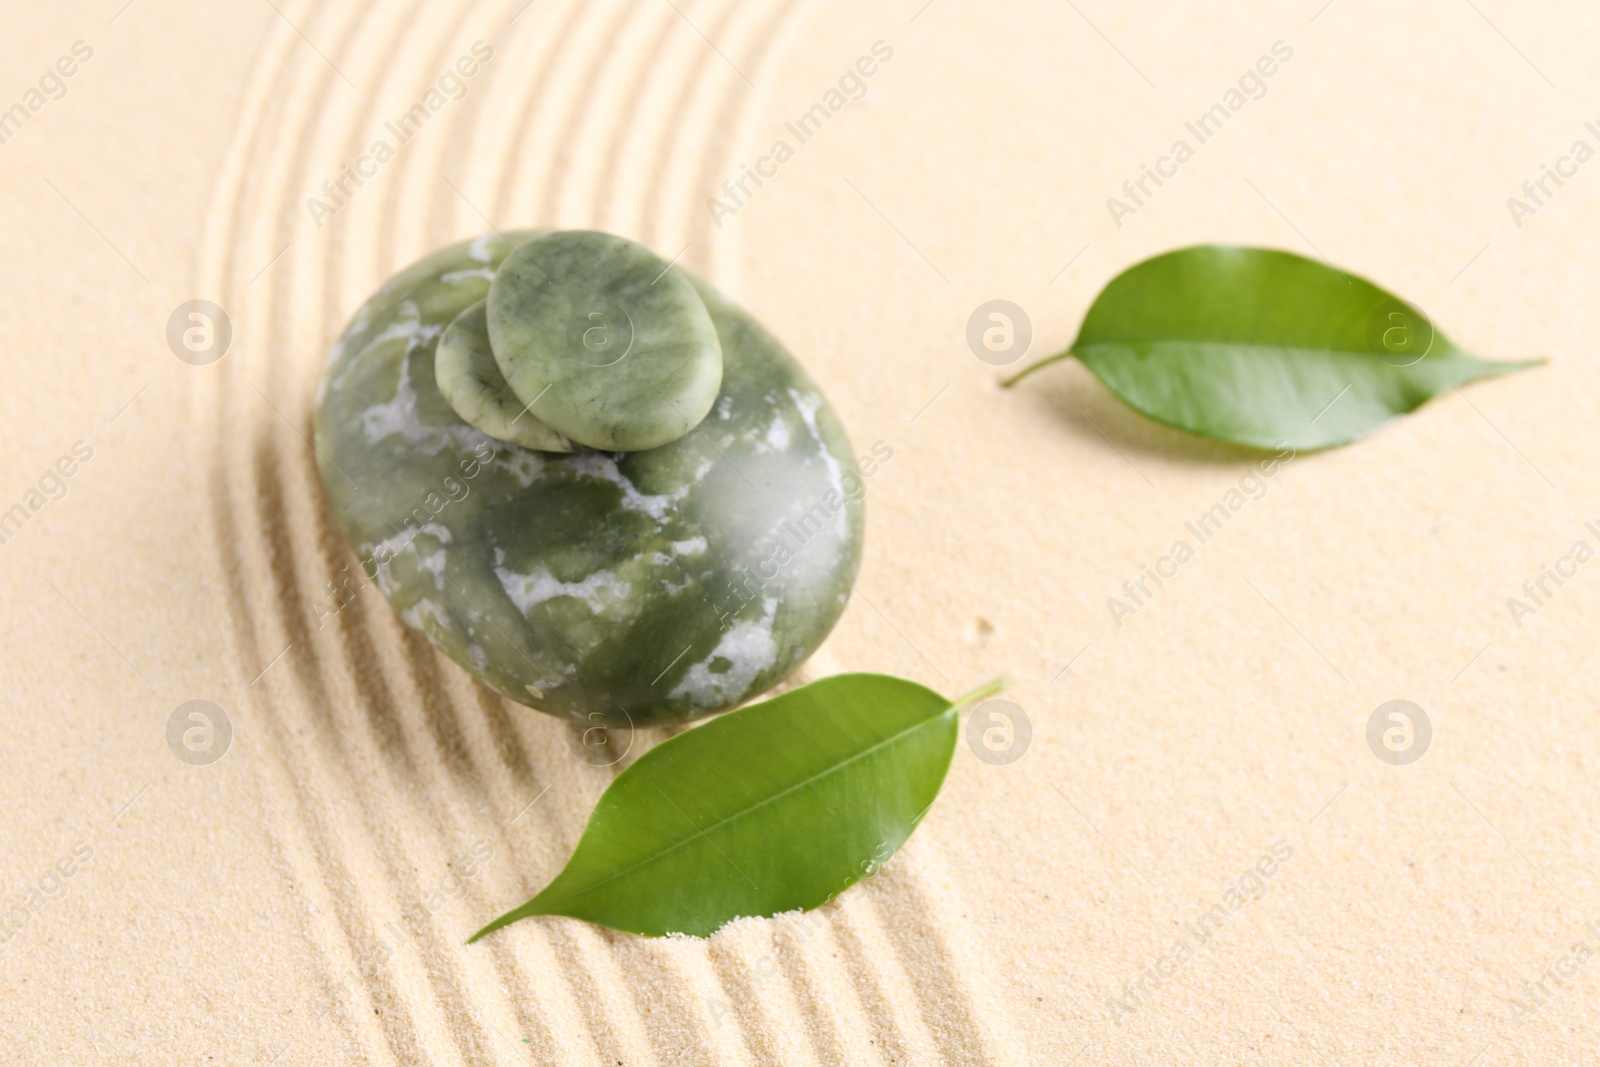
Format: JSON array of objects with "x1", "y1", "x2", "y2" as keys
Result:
[
  {"x1": 486, "y1": 230, "x2": 723, "y2": 451},
  {"x1": 314, "y1": 232, "x2": 864, "y2": 727},
  {"x1": 435, "y1": 299, "x2": 574, "y2": 453}
]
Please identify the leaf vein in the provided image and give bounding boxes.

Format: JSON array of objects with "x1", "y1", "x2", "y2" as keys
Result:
[{"x1": 538, "y1": 706, "x2": 954, "y2": 907}]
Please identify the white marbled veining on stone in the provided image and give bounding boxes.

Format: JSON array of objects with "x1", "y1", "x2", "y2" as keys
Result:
[{"x1": 669, "y1": 597, "x2": 778, "y2": 705}]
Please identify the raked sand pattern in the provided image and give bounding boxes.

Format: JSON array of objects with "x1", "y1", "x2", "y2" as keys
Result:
[
  {"x1": 7, "y1": 1, "x2": 1600, "y2": 1065},
  {"x1": 194, "y1": 1, "x2": 1016, "y2": 1065}
]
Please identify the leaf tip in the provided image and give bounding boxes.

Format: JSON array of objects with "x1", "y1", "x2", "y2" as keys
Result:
[
  {"x1": 467, "y1": 901, "x2": 542, "y2": 944},
  {"x1": 1464, "y1": 354, "x2": 1547, "y2": 383}
]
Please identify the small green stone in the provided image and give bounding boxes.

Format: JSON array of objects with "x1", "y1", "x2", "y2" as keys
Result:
[
  {"x1": 486, "y1": 231, "x2": 723, "y2": 451},
  {"x1": 435, "y1": 299, "x2": 574, "y2": 453},
  {"x1": 314, "y1": 232, "x2": 864, "y2": 727}
]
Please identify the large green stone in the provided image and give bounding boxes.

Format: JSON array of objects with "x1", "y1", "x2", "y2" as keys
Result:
[{"x1": 314, "y1": 232, "x2": 864, "y2": 726}]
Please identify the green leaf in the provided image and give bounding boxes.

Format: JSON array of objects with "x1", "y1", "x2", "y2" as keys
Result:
[
  {"x1": 1005, "y1": 245, "x2": 1541, "y2": 450},
  {"x1": 471, "y1": 674, "x2": 993, "y2": 939}
]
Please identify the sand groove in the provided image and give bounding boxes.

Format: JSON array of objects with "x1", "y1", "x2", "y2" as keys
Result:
[{"x1": 189, "y1": 0, "x2": 1017, "y2": 1062}]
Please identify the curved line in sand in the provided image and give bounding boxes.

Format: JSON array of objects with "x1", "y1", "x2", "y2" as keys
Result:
[{"x1": 197, "y1": 1, "x2": 1017, "y2": 1062}]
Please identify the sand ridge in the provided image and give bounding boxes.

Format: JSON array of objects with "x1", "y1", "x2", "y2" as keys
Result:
[{"x1": 3, "y1": 0, "x2": 1600, "y2": 1064}]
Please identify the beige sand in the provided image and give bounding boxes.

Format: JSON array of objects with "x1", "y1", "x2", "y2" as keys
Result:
[{"x1": 3, "y1": 0, "x2": 1599, "y2": 1062}]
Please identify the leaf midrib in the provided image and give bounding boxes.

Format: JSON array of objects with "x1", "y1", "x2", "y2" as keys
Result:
[
  {"x1": 1074, "y1": 339, "x2": 1475, "y2": 363},
  {"x1": 538, "y1": 706, "x2": 954, "y2": 908}
]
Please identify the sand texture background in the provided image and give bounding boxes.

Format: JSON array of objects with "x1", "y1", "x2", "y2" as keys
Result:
[{"x1": 4, "y1": 0, "x2": 1600, "y2": 1063}]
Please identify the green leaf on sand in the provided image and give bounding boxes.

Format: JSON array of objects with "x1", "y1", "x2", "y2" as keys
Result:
[
  {"x1": 1004, "y1": 245, "x2": 1541, "y2": 450},
  {"x1": 470, "y1": 673, "x2": 1000, "y2": 940}
]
